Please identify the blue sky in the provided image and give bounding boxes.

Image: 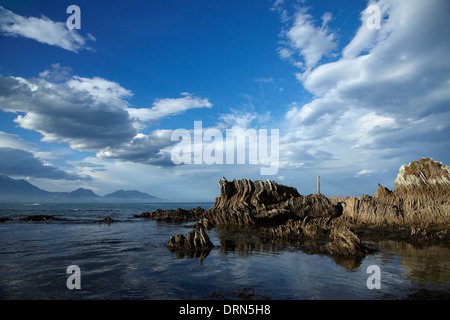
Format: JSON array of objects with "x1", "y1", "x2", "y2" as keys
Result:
[{"x1": 0, "y1": 0, "x2": 449, "y2": 201}]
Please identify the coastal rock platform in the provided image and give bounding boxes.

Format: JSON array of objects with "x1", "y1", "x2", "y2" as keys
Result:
[{"x1": 139, "y1": 158, "x2": 449, "y2": 258}]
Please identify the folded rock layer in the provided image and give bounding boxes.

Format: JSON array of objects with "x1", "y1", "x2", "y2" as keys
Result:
[{"x1": 202, "y1": 178, "x2": 341, "y2": 226}]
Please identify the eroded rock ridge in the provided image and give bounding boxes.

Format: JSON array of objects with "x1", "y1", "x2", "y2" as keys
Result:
[{"x1": 143, "y1": 158, "x2": 449, "y2": 258}]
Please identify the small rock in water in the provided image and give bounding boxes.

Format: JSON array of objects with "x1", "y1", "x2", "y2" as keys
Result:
[
  {"x1": 167, "y1": 227, "x2": 214, "y2": 250},
  {"x1": 18, "y1": 215, "x2": 57, "y2": 222}
]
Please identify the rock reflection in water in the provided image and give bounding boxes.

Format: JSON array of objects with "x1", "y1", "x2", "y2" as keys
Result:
[
  {"x1": 377, "y1": 241, "x2": 450, "y2": 286},
  {"x1": 166, "y1": 247, "x2": 212, "y2": 265},
  {"x1": 219, "y1": 239, "x2": 276, "y2": 256},
  {"x1": 214, "y1": 226, "x2": 279, "y2": 257}
]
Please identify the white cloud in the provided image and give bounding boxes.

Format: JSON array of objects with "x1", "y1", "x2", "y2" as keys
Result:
[
  {"x1": 0, "y1": 6, "x2": 95, "y2": 52},
  {"x1": 218, "y1": 110, "x2": 258, "y2": 130},
  {"x1": 126, "y1": 93, "x2": 212, "y2": 124},
  {"x1": 355, "y1": 169, "x2": 373, "y2": 177},
  {"x1": 0, "y1": 66, "x2": 212, "y2": 168},
  {"x1": 67, "y1": 76, "x2": 132, "y2": 107},
  {"x1": 270, "y1": 0, "x2": 450, "y2": 195},
  {"x1": 281, "y1": 0, "x2": 450, "y2": 153},
  {"x1": 0, "y1": 131, "x2": 36, "y2": 150},
  {"x1": 2, "y1": 74, "x2": 137, "y2": 151},
  {"x1": 97, "y1": 130, "x2": 176, "y2": 167},
  {"x1": 280, "y1": 7, "x2": 337, "y2": 70}
]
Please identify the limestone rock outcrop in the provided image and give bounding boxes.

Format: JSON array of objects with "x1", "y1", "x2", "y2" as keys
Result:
[
  {"x1": 326, "y1": 226, "x2": 373, "y2": 257},
  {"x1": 167, "y1": 227, "x2": 214, "y2": 250},
  {"x1": 202, "y1": 178, "x2": 340, "y2": 226},
  {"x1": 395, "y1": 158, "x2": 450, "y2": 191},
  {"x1": 148, "y1": 157, "x2": 448, "y2": 259},
  {"x1": 267, "y1": 216, "x2": 333, "y2": 242},
  {"x1": 335, "y1": 158, "x2": 450, "y2": 227}
]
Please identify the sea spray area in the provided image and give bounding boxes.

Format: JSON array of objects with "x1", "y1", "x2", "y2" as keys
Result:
[{"x1": 0, "y1": 158, "x2": 449, "y2": 300}]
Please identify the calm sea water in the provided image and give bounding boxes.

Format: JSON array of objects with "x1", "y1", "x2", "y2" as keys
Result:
[{"x1": 0, "y1": 202, "x2": 449, "y2": 300}]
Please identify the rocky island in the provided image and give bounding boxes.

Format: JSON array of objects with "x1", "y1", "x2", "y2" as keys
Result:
[{"x1": 139, "y1": 158, "x2": 449, "y2": 258}]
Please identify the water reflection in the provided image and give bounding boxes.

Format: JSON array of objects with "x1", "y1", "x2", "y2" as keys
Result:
[
  {"x1": 215, "y1": 227, "x2": 369, "y2": 271},
  {"x1": 166, "y1": 226, "x2": 369, "y2": 272},
  {"x1": 164, "y1": 225, "x2": 450, "y2": 291},
  {"x1": 218, "y1": 239, "x2": 279, "y2": 256},
  {"x1": 330, "y1": 254, "x2": 364, "y2": 271},
  {"x1": 166, "y1": 247, "x2": 212, "y2": 265},
  {"x1": 377, "y1": 241, "x2": 450, "y2": 286}
]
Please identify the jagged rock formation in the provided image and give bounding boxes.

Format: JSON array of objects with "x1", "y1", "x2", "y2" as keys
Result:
[
  {"x1": 167, "y1": 227, "x2": 214, "y2": 250},
  {"x1": 192, "y1": 218, "x2": 214, "y2": 230},
  {"x1": 150, "y1": 158, "x2": 448, "y2": 259},
  {"x1": 267, "y1": 216, "x2": 334, "y2": 242},
  {"x1": 395, "y1": 158, "x2": 450, "y2": 190},
  {"x1": 202, "y1": 178, "x2": 340, "y2": 226},
  {"x1": 335, "y1": 158, "x2": 450, "y2": 227},
  {"x1": 326, "y1": 226, "x2": 373, "y2": 257}
]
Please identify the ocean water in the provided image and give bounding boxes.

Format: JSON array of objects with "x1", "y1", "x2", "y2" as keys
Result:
[{"x1": 0, "y1": 202, "x2": 449, "y2": 300}]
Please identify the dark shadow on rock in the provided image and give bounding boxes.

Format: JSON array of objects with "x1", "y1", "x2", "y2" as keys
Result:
[{"x1": 166, "y1": 227, "x2": 214, "y2": 264}]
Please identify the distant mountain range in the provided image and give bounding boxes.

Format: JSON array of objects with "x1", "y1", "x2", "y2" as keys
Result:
[{"x1": 0, "y1": 175, "x2": 165, "y2": 203}]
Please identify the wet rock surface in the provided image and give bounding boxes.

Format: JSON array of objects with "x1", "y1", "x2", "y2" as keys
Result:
[
  {"x1": 18, "y1": 215, "x2": 58, "y2": 221},
  {"x1": 95, "y1": 216, "x2": 117, "y2": 223},
  {"x1": 267, "y1": 216, "x2": 333, "y2": 242},
  {"x1": 135, "y1": 207, "x2": 205, "y2": 222},
  {"x1": 166, "y1": 227, "x2": 215, "y2": 263},
  {"x1": 167, "y1": 227, "x2": 214, "y2": 250},
  {"x1": 326, "y1": 226, "x2": 373, "y2": 257}
]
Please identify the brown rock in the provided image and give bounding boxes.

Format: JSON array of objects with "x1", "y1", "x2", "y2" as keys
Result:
[
  {"x1": 326, "y1": 226, "x2": 372, "y2": 257},
  {"x1": 136, "y1": 207, "x2": 204, "y2": 222},
  {"x1": 336, "y1": 158, "x2": 450, "y2": 228},
  {"x1": 202, "y1": 178, "x2": 340, "y2": 226},
  {"x1": 267, "y1": 216, "x2": 333, "y2": 242},
  {"x1": 96, "y1": 216, "x2": 116, "y2": 223},
  {"x1": 167, "y1": 227, "x2": 214, "y2": 250}
]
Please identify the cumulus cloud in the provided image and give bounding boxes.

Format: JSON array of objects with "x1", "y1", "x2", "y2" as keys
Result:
[
  {"x1": 278, "y1": 6, "x2": 337, "y2": 71},
  {"x1": 0, "y1": 73, "x2": 137, "y2": 151},
  {"x1": 126, "y1": 93, "x2": 212, "y2": 124},
  {"x1": 67, "y1": 75, "x2": 133, "y2": 107},
  {"x1": 0, "y1": 147, "x2": 90, "y2": 180},
  {"x1": 277, "y1": 0, "x2": 450, "y2": 170},
  {"x1": 0, "y1": 6, "x2": 95, "y2": 52},
  {"x1": 97, "y1": 130, "x2": 176, "y2": 167},
  {"x1": 0, "y1": 65, "x2": 213, "y2": 168}
]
